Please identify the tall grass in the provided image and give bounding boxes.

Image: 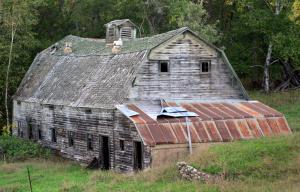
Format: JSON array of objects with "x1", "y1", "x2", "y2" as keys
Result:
[{"x1": 250, "y1": 90, "x2": 300, "y2": 131}]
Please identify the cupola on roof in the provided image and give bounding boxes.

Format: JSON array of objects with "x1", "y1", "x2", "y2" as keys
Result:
[{"x1": 105, "y1": 19, "x2": 137, "y2": 44}]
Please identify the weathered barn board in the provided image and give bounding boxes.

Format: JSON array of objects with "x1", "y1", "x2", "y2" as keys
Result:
[{"x1": 13, "y1": 19, "x2": 291, "y2": 172}]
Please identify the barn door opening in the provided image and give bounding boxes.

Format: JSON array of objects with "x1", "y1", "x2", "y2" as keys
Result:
[
  {"x1": 133, "y1": 141, "x2": 143, "y2": 171},
  {"x1": 99, "y1": 135, "x2": 110, "y2": 170}
]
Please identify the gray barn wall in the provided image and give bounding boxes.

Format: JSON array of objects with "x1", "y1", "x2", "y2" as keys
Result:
[
  {"x1": 13, "y1": 100, "x2": 147, "y2": 172},
  {"x1": 129, "y1": 32, "x2": 243, "y2": 100},
  {"x1": 114, "y1": 111, "x2": 151, "y2": 172}
]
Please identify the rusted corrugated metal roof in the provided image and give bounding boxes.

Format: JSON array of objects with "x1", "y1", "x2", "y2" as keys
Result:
[{"x1": 118, "y1": 101, "x2": 291, "y2": 146}]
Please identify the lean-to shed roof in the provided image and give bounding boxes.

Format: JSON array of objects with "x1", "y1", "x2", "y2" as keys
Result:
[{"x1": 117, "y1": 100, "x2": 291, "y2": 146}]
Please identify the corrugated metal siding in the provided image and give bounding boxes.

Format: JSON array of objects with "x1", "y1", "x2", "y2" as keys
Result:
[{"x1": 118, "y1": 101, "x2": 291, "y2": 146}]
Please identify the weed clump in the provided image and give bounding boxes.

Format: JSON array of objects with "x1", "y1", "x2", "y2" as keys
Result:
[{"x1": 0, "y1": 135, "x2": 51, "y2": 161}]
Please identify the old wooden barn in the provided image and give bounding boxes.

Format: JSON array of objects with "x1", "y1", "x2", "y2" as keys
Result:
[{"x1": 13, "y1": 19, "x2": 291, "y2": 172}]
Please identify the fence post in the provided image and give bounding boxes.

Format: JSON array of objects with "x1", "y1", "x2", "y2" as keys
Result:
[{"x1": 27, "y1": 166, "x2": 33, "y2": 192}]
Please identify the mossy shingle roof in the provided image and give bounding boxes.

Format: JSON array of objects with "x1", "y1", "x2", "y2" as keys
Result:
[{"x1": 14, "y1": 27, "x2": 190, "y2": 109}]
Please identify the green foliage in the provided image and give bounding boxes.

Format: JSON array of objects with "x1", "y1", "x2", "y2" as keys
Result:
[
  {"x1": 0, "y1": 136, "x2": 51, "y2": 161},
  {"x1": 168, "y1": 0, "x2": 220, "y2": 43},
  {"x1": 0, "y1": 0, "x2": 300, "y2": 130}
]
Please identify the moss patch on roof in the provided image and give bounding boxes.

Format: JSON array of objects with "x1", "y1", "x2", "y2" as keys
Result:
[{"x1": 53, "y1": 27, "x2": 188, "y2": 56}]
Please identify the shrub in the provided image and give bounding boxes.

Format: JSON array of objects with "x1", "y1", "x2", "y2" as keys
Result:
[{"x1": 0, "y1": 135, "x2": 51, "y2": 161}]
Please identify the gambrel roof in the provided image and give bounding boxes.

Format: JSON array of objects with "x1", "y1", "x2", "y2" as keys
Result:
[{"x1": 14, "y1": 27, "x2": 248, "y2": 109}]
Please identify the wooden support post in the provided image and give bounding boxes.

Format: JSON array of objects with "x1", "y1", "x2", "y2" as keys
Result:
[{"x1": 185, "y1": 117, "x2": 192, "y2": 155}]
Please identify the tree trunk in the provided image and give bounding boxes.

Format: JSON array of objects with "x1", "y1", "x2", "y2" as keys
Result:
[
  {"x1": 264, "y1": 43, "x2": 272, "y2": 93},
  {"x1": 5, "y1": 23, "x2": 15, "y2": 130},
  {"x1": 263, "y1": 0, "x2": 282, "y2": 93}
]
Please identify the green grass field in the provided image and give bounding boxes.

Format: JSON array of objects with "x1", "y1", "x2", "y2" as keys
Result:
[{"x1": 1, "y1": 90, "x2": 300, "y2": 192}]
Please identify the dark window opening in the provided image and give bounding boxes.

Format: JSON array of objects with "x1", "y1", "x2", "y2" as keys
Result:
[
  {"x1": 17, "y1": 121, "x2": 21, "y2": 136},
  {"x1": 119, "y1": 140, "x2": 125, "y2": 151},
  {"x1": 38, "y1": 128, "x2": 42, "y2": 140},
  {"x1": 87, "y1": 134, "x2": 93, "y2": 151},
  {"x1": 17, "y1": 101, "x2": 21, "y2": 105},
  {"x1": 99, "y1": 135, "x2": 110, "y2": 170},
  {"x1": 201, "y1": 61, "x2": 210, "y2": 73},
  {"x1": 48, "y1": 105, "x2": 54, "y2": 110},
  {"x1": 85, "y1": 108, "x2": 92, "y2": 114},
  {"x1": 51, "y1": 128, "x2": 57, "y2": 143},
  {"x1": 28, "y1": 123, "x2": 33, "y2": 140},
  {"x1": 134, "y1": 141, "x2": 143, "y2": 171},
  {"x1": 68, "y1": 131, "x2": 74, "y2": 147},
  {"x1": 159, "y1": 61, "x2": 169, "y2": 73}
]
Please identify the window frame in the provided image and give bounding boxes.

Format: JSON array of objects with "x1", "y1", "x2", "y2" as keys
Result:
[
  {"x1": 200, "y1": 60, "x2": 211, "y2": 74},
  {"x1": 158, "y1": 60, "x2": 170, "y2": 73}
]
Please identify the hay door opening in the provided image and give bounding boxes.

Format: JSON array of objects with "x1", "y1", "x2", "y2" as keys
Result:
[
  {"x1": 133, "y1": 141, "x2": 143, "y2": 171},
  {"x1": 99, "y1": 135, "x2": 110, "y2": 170}
]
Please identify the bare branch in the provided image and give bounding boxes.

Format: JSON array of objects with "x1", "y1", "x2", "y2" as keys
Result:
[
  {"x1": 270, "y1": 59, "x2": 279, "y2": 66},
  {"x1": 250, "y1": 65, "x2": 264, "y2": 69},
  {"x1": 264, "y1": 0, "x2": 274, "y2": 12}
]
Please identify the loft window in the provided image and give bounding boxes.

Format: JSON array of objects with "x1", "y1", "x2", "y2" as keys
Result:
[
  {"x1": 51, "y1": 128, "x2": 57, "y2": 143},
  {"x1": 85, "y1": 108, "x2": 92, "y2": 114},
  {"x1": 87, "y1": 134, "x2": 93, "y2": 151},
  {"x1": 68, "y1": 131, "x2": 74, "y2": 147},
  {"x1": 159, "y1": 61, "x2": 169, "y2": 73},
  {"x1": 201, "y1": 61, "x2": 211, "y2": 73},
  {"x1": 119, "y1": 140, "x2": 125, "y2": 151}
]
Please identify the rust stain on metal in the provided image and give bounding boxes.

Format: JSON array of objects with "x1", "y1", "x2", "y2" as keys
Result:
[
  {"x1": 236, "y1": 120, "x2": 252, "y2": 138},
  {"x1": 225, "y1": 120, "x2": 242, "y2": 140},
  {"x1": 215, "y1": 121, "x2": 232, "y2": 141},
  {"x1": 246, "y1": 119, "x2": 263, "y2": 137},
  {"x1": 121, "y1": 101, "x2": 291, "y2": 146}
]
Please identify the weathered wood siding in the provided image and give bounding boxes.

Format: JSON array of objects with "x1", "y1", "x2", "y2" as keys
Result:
[
  {"x1": 12, "y1": 100, "x2": 147, "y2": 172},
  {"x1": 114, "y1": 111, "x2": 151, "y2": 172},
  {"x1": 129, "y1": 32, "x2": 244, "y2": 100}
]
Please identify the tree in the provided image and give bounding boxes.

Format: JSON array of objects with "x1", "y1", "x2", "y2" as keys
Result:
[
  {"x1": 0, "y1": 0, "x2": 42, "y2": 131},
  {"x1": 168, "y1": 0, "x2": 220, "y2": 43}
]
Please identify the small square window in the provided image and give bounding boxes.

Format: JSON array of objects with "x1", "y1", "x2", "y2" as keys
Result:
[
  {"x1": 159, "y1": 61, "x2": 169, "y2": 73},
  {"x1": 85, "y1": 108, "x2": 92, "y2": 114},
  {"x1": 68, "y1": 131, "x2": 74, "y2": 147},
  {"x1": 87, "y1": 134, "x2": 93, "y2": 151},
  {"x1": 119, "y1": 140, "x2": 125, "y2": 151},
  {"x1": 201, "y1": 61, "x2": 211, "y2": 73},
  {"x1": 48, "y1": 105, "x2": 54, "y2": 110},
  {"x1": 17, "y1": 101, "x2": 21, "y2": 105}
]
